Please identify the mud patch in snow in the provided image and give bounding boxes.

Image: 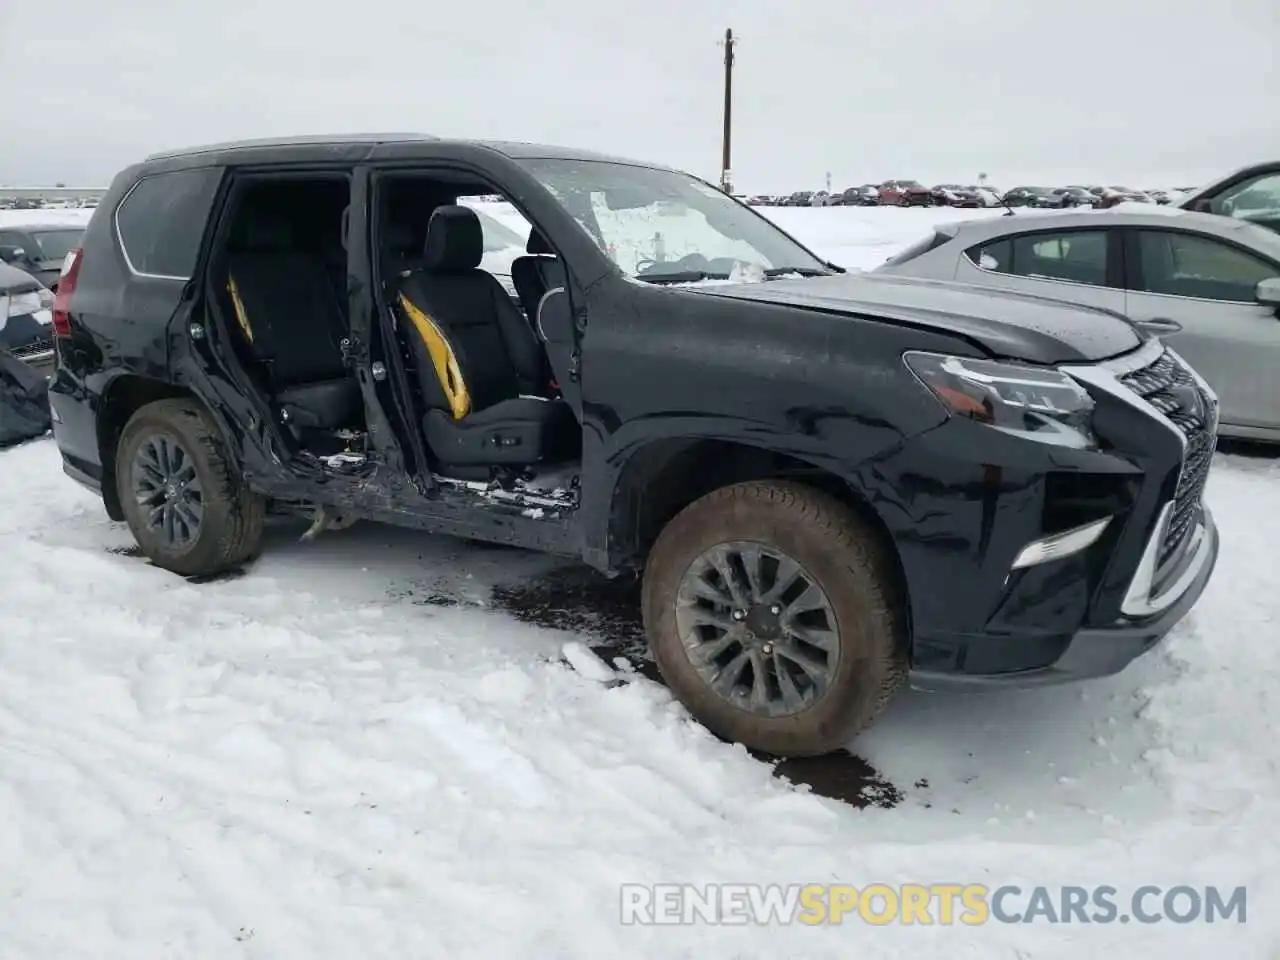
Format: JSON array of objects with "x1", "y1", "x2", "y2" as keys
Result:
[{"x1": 485, "y1": 564, "x2": 903, "y2": 809}]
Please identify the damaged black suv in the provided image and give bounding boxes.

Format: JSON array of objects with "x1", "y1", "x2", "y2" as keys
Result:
[{"x1": 49, "y1": 135, "x2": 1220, "y2": 757}]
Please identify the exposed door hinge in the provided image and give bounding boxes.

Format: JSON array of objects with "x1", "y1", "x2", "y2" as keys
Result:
[{"x1": 340, "y1": 336, "x2": 360, "y2": 365}]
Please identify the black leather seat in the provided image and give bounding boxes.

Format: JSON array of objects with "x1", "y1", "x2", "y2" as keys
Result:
[
  {"x1": 385, "y1": 221, "x2": 425, "y2": 279},
  {"x1": 223, "y1": 220, "x2": 362, "y2": 430},
  {"x1": 510, "y1": 228, "x2": 558, "y2": 324},
  {"x1": 395, "y1": 206, "x2": 573, "y2": 469}
]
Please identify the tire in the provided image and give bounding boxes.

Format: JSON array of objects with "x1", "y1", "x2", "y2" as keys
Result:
[
  {"x1": 115, "y1": 398, "x2": 265, "y2": 578},
  {"x1": 641, "y1": 481, "x2": 907, "y2": 757}
]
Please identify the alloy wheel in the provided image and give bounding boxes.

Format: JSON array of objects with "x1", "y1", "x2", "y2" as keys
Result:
[
  {"x1": 131, "y1": 432, "x2": 204, "y2": 548},
  {"x1": 674, "y1": 540, "x2": 839, "y2": 718}
]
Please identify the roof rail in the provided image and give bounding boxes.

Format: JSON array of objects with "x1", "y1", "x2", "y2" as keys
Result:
[{"x1": 144, "y1": 132, "x2": 440, "y2": 161}]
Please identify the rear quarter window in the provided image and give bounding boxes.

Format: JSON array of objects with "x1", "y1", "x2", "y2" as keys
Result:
[{"x1": 114, "y1": 167, "x2": 222, "y2": 279}]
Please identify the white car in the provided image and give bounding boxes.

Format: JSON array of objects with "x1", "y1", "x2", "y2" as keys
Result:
[
  {"x1": 0, "y1": 260, "x2": 55, "y2": 373},
  {"x1": 874, "y1": 206, "x2": 1280, "y2": 442}
]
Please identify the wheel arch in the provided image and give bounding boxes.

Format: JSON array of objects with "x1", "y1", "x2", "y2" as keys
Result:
[
  {"x1": 96, "y1": 374, "x2": 202, "y2": 520},
  {"x1": 604, "y1": 436, "x2": 912, "y2": 641}
]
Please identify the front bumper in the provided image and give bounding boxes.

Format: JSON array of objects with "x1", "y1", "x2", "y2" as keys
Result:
[
  {"x1": 857, "y1": 339, "x2": 1220, "y2": 689},
  {"x1": 910, "y1": 503, "x2": 1218, "y2": 689}
]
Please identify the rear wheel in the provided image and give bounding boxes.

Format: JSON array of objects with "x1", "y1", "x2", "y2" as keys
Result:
[
  {"x1": 642, "y1": 481, "x2": 907, "y2": 757},
  {"x1": 115, "y1": 399, "x2": 264, "y2": 577}
]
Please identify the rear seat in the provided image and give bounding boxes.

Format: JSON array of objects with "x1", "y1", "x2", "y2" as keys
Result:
[{"x1": 223, "y1": 220, "x2": 362, "y2": 430}]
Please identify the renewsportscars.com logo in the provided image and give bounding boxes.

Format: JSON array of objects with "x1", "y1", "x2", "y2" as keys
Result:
[{"x1": 619, "y1": 883, "x2": 1247, "y2": 926}]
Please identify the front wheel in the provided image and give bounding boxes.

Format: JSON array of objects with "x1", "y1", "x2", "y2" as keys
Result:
[
  {"x1": 641, "y1": 481, "x2": 907, "y2": 757},
  {"x1": 115, "y1": 398, "x2": 265, "y2": 578}
]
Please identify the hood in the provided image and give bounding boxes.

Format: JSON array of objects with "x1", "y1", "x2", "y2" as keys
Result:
[
  {"x1": 0, "y1": 261, "x2": 43, "y2": 296},
  {"x1": 685, "y1": 272, "x2": 1145, "y2": 365}
]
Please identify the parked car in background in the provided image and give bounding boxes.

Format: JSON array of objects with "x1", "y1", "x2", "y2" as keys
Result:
[
  {"x1": 874, "y1": 207, "x2": 1280, "y2": 442},
  {"x1": 836, "y1": 185, "x2": 881, "y2": 206},
  {"x1": 930, "y1": 185, "x2": 982, "y2": 208},
  {"x1": 0, "y1": 259, "x2": 55, "y2": 375},
  {"x1": 1180, "y1": 160, "x2": 1280, "y2": 235},
  {"x1": 1003, "y1": 185, "x2": 1054, "y2": 207},
  {"x1": 783, "y1": 190, "x2": 814, "y2": 207},
  {"x1": 1098, "y1": 187, "x2": 1150, "y2": 208},
  {"x1": 1052, "y1": 187, "x2": 1101, "y2": 208},
  {"x1": 972, "y1": 187, "x2": 1005, "y2": 207},
  {"x1": 879, "y1": 180, "x2": 932, "y2": 206},
  {"x1": 0, "y1": 224, "x2": 86, "y2": 291}
]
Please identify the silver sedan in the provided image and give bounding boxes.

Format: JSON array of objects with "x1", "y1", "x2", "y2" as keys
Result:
[{"x1": 874, "y1": 207, "x2": 1280, "y2": 442}]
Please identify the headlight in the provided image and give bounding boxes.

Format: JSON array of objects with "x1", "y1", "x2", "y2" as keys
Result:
[{"x1": 904, "y1": 351, "x2": 1096, "y2": 448}]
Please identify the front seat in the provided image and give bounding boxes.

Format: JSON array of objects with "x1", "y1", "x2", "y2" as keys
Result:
[
  {"x1": 395, "y1": 206, "x2": 573, "y2": 470},
  {"x1": 223, "y1": 219, "x2": 362, "y2": 431},
  {"x1": 510, "y1": 228, "x2": 558, "y2": 324}
]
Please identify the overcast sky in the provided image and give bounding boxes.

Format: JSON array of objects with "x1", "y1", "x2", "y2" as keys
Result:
[{"x1": 2, "y1": 0, "x2": 1276, "y2": 190}]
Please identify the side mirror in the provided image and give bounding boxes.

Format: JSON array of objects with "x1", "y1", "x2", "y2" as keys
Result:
[
  {"x1": 1255, "y1": 277, "x2": 1280, "y2": 309},
  {"x1": 0, "y1": 245, "x2": 25, "y2": 263}
]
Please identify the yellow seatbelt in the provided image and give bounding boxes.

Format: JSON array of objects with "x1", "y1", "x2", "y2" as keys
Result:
[{"x1": 397, "y1": 292, "x2": 471, "y2": 420}]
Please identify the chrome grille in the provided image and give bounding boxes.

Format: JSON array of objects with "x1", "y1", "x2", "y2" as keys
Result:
[{"x1": 1117, "y1": 348, "x2": 1217, "y2": 566}]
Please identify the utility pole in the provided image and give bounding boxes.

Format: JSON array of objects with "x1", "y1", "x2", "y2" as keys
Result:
[{"x1": 720, "y1": 28, "x2": 735, "y2": 194}]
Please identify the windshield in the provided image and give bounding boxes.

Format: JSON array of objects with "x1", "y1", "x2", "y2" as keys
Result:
[
  {"x1": 516, "y1": 158, "x2": 827, "y2": 280},
  {"x1": 32, "y1": 229, "x2": 82, "y2": 261}
]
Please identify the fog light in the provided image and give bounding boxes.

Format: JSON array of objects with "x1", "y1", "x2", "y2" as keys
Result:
[{"x1": 1011, "y1": 516, "x2": 1112, "y2": 570}]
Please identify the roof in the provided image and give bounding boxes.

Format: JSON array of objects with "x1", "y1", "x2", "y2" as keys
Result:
[
  {"x1": 142, "y1": 134, "x2": 672, "y2": 171},
  {"x1": 144, "y1": 132, "x2": 441, "y2": 160},
  {"x1": 943, "y1": 206, "x2": 1280, "y2": 253}
]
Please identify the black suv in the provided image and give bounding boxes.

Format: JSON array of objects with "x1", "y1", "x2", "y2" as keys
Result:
[{"x1": 48, "y1": 134, "x2": 1220, "y2": 757}]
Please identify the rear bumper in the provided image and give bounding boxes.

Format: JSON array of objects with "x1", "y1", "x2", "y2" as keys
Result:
[{"x1": 910, "y1": 504, "x2": 1218, "y2": 690}]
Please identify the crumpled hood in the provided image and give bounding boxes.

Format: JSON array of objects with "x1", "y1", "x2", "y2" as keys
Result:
[{"x1": 685, "y1": 272, "x2": 1145, "y2": 365}]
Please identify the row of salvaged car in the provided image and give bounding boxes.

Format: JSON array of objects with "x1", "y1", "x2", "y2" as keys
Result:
[
  {"x1": 0, "y1": 197, "x2": 100, "y2": 211},
  {"x1": 748, "y1": 182, "x2": 1192, "y2": 209}
]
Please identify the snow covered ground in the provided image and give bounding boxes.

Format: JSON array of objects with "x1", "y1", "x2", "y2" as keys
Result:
[{"x1": 1, "y1": 205, "x2": 1276, "y2": 959}]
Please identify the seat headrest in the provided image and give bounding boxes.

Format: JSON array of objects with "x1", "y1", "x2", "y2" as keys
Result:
[
  {"x1": 423, "y1": 205, "x2": 483, "y2": 272},
  {"x1": 527, "y1": 229, "x2": 553, "y2": 255}
]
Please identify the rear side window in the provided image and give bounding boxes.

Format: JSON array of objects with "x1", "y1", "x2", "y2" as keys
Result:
[
  {"x1": 966, "y1": 230, "x2": 1108, "y2": 287},
  {"x1": 967, "y1": 238, "x2": 1012, "y2": 271},
  {"x1": 115, "y1": 167, "x2": 222, "y2": 279}
]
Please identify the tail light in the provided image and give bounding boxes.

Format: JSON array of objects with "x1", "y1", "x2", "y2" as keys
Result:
[{"x1": 51, "y1": 248, "x2": 82, "y2": 337}]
